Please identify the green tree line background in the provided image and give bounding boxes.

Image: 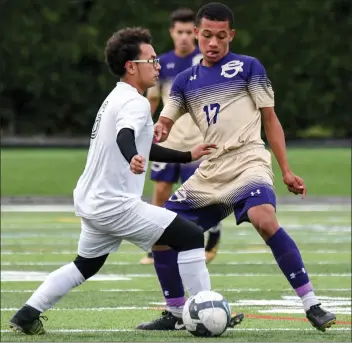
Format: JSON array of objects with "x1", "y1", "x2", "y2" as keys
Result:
[{"x1": 1, "y1": 0, "x2": 351, "y2": 139}]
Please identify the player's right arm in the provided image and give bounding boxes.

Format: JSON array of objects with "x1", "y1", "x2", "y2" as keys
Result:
[{"x1": 154, "y1": 72, "x2": 188, "y2": 143}]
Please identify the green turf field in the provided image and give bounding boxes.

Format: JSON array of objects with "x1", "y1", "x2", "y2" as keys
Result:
[
  {"x1": 0, "y1": 148, "x2": 351, "y2": 197},
  {"x1": 1, "y1": 205, "x2": 351, "y2": 342}
]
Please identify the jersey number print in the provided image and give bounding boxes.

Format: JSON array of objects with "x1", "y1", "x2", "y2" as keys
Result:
[
  {"x1": 91, "y1": 100, "x2": 108, "y2": 139},
  {"x1": 203, "y1": 103, "x2": 220, "y2": 126}
]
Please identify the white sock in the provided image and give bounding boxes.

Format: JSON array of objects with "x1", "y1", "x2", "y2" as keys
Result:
[
  {"x1": 301, "y1": 291, "x2": 320, "y2": 312},
  {"x1": 26, "y1": 262, "x2": 85, "y2": 313},
  {"x1": 178, "y1": 248, "x2": 211, "y2": 296},
  {"x1": 167, "y1": 306, "x2": 183, "y2": 318}
]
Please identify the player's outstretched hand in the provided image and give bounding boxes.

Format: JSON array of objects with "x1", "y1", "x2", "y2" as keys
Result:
[
  {"x1": 283, "y1": 171, "x2": 307, "y2": 198},
  {"x1": 153, "y1": 122, "x2": 169, "y2": 143},
  {"x1": 191, "y1": 143, "x2": 217, "y2": 161},
  {"x1": 130, "y1": 155, "x2": 146, "y2": 174}
]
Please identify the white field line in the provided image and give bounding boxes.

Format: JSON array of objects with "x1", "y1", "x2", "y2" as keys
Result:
[
  {"x1": 0, "y1": 328, "x2": 350, "y2": 333},
  {"x1": 2, "y1": 288, "x2": 351, "y2": 293},
  {"x1": 0, "y1": 260, "x2": 347, "y2": 266},
  {"x1": 2, "y1": 239, "x2": 351, "y2": 246},
  {"x1": 1, "y1": 204, "x2": 351, "y2": 212},
  {"x1": 1, "y1": 306, "x2": 351, "y2": 316},
  {"x1": 1, "y1": 249, "x2": 351, "y2": 255},
  {"x1": 1, "y1": 271, "x2": 351, "y2": 282}
]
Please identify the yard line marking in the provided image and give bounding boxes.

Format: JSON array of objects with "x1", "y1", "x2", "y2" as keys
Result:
[
  {"x1": 0, "y1": 328, "x2": 350, "y2": 333},
  {"x1": 1, "y1": 204, "x2": 350, "y2": 212},
  {"x1": 1, "y1": 271, "x2": 351, "y2": 282},
  {"x1": 1, "y1": 249, "x2": 351, "y2": 255},
  {"x1": 2, "y1": 306, "x2": 350, "y2": 316},
  {"x1": 2, "y1": 288, "x2": 351, "y2": 293},
  {"x1": 1, "y1": 261, "x2": 346, "y2": 266},
  {"x1": 245, "y1": 314, "x2": 352, "y2": 325}
]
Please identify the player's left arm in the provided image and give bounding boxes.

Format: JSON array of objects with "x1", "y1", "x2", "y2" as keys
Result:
[
  {"x1": 262, "y1": 108, "x2": 306, "y2": 198},
  {"x1": 248, "y1": 58, "x2": 307, "y2": 198}
]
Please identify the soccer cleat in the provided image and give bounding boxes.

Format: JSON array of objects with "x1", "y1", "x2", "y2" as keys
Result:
[
  {"x1": 140, "y1": 252, "x2": 154, "y2": 265},
  {"x1": 228, "y1": 313, "x2": 245, "y2": 328},
  {"x1": 306, "y1": 304, "x2": 336, "y2": 332},
  {"x1": 205, "y1": 229, "x2": 221, "y2": 264},
  {"x1": 9, "y1": 305, "x2": 47, "y2": 335},
  {"x1": 136, "y1": 310, "x2": 185, "y2": 330}
]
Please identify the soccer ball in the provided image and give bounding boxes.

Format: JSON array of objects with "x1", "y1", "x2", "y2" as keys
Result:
[{"x1": 182, "y1": 290, "x2": 231, "y2": 337}]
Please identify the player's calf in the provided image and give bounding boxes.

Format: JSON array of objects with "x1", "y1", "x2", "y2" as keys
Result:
[
  {"x1": 9, "y1": 254, "x2": 108, "y2": 335},
  {"x1": 137, "y1": 215, "x2": 211, "y2": 331},
  {"x1": 156, "y1": 214, "x2": 211, "y2": 296},
  {"x1": 248, "y1": 204, "x2": 336, "y2": 331}
]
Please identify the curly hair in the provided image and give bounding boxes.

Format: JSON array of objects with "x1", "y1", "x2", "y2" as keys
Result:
[{"x1": 105, "y1": 27, "x2": 152, "y2": 77}]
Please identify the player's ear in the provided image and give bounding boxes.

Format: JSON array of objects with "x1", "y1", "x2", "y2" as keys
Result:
[
  {"x1": 194, "y1": 26, "x2": 199, "y2": 40},
  {"x1": 125, "y1": 61, "x2": 136, "y2": 75},
  {"x1": 169, "y1": 27, "x2": 174, "y2": 38},
  {"x1": 229, "y1": 29, "x2": 236, "y2": 42}
]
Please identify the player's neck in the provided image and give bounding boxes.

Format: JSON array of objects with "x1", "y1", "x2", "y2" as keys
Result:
[
  {"x1": 174, "y1": 46, "x2": 196, "y2": 58},
  {"x1": 120, "y1": 77, "x2": 145, "y2": 95}
]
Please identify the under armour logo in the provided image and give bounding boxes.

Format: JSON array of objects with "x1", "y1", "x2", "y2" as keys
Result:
[
  {"x1": 290, "y1": 268, "x2": 306, "y2": 279},
  {"x1": 190, "y1": 75, "x2": 197, "y2": 81},
  {"x1": 250, "y1": 189, "x2": 261, "y2": 196}
]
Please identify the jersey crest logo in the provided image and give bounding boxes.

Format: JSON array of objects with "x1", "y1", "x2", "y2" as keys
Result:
[{"x1": 220, "y1": 60, "x2": 244, "y2": 78}]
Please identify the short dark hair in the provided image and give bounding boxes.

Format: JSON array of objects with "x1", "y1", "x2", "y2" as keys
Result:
[
  {"x1": 105, "y1": 27, "x2": 152, "y2": 77},
  {"x1": 170, "y1": 8, "x2": 195, "y2": 27},
  {"x1": 196, "y1": 2, "x2": 234, "y2": 27}
]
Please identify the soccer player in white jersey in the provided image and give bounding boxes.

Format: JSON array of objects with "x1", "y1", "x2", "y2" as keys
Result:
[
  {"x1": 141, "y1": 8, "x2": 222, "y2": 266},
  {"x1": 8, "y1": 27, "x2": 220, "y2": 335},
  {"x1": 138, "y1": 3, "x2": 336, "y2": 332}
]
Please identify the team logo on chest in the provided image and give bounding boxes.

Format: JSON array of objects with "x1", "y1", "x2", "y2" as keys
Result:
[{"x1": 220, "y1": 60, "x2": 244, "y2": 78}]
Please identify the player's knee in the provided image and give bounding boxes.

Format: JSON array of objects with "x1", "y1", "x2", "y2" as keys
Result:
[
  {"x1": 155, "y1": 215, "x2": 204, "y2": 252},
  {"x1": 247, "y1": 204, "x2": 279, "y2": 241},
  {"x1": 73, "y1": 254, "x2": 108, "y2": 280},
  {"x1": 170, "y1": 216, "x2": 204, "y2": 251}
]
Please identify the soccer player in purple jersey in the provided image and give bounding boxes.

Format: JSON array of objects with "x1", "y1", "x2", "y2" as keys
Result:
[
  {"x1": 140, "y1": 8, "x2": 222, "y2": 266},
  {"x1": 137, "y1": 2, "x2": 336, "y2": 332}
]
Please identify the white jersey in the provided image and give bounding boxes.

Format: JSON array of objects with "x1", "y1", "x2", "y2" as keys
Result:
[{"x1": 73, "y1": 82, "x2": 154, "y2": 219}]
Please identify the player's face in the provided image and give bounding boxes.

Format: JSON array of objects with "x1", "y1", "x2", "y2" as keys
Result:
[
  {"x1": 170, "y1": 21, "x2": 195, "y2": 54},
  {"x1": 137, "y1": 44, "x2": 161, "y2": 89},
  {"x1": 195, "y1": 18, "x2": 235, "y2": 65}
]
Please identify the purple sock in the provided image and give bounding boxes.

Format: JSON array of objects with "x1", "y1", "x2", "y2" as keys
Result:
[
  {"x1": 152, "y1": 250, "x2": 185, "y2": 308},
  {"x1": 266, "y1": 227, "x2": 313, "y2": 297}
]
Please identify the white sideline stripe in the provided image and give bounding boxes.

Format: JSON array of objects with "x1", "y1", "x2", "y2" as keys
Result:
[
  {"x1": 1, "y1": 271, "x2": 351, "y2": 282},
  {"x1": 1, "y1": 328, "x2": 350, "y2": 333},
  {"x1": 0, "y1": 261, "x2": 345, "y2": 266},
  {"x1": 1, "y1": 204, "x2": 351, "y2": 212},
  {"x1": 2, "y1": 249, "x2": 351, "y2": 255},
  {"x1": 2, "y1": 288, "x2": 351, "y2": 293}
]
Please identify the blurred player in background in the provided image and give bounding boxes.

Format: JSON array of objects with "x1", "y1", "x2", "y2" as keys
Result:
[
  {"x1": 137, "y1": 2, "x2": 336, "y2": 332},
  {"x1": 140, "y1": 8, "x2": 222, "y2": 265}
]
